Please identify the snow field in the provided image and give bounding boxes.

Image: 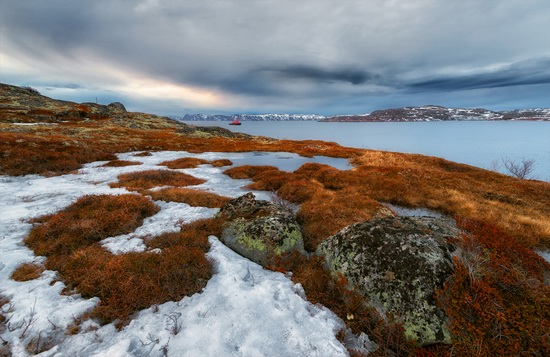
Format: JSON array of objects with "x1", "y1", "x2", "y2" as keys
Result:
[{"x1": 0, "y1": 150, "x2": 368, "y2": 356}]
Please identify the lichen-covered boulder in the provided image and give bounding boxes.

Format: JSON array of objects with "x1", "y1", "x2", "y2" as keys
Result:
[
  {"x1": 219, "y1": 193, "x2": 305, "y2": 266},
  {"x1": 218, "y1": 192, "x2": 275, "y2": 220},
  {"x1": 317, "y1": 216, "x2": 459, "y2": 346},
  {"x1": 107, "y1": 102, "x2": 127, "y2": 114}
]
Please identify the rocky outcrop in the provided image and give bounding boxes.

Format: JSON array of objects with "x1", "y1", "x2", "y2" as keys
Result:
[
  {"x1": 317, "y1": 216, "x2": 459, "y2": 346},
  {"x1": 107, "y1": 102, "x2": 127, "y2": 114},
  {"x1": 219, "y1": 193, "x2": 305, "y2": 266}
]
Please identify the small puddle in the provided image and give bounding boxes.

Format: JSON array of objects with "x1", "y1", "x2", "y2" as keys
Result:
[{"x1": 206, "y1": 151, "x2": 351, "y2": 172}]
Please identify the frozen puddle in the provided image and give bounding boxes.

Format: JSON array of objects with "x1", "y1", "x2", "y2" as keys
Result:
[
  {"x1": 114, "y1": 150, "x2": 352, "y2": 172},
  {"x1": 384, "y1": 203, "x2": 444, "y2": 218},
  {"x1": 0, "y1": 150, "x2": 369, "y2": 356}
]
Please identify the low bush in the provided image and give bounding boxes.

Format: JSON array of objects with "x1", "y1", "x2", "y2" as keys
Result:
[
  {"x1": 10, "y1": 262, "x2": 44, "y2": 281},
  {"x1": 436, "y1": 218, "x2": 550, "y2": 355},
  {"x1": 110, "y1": 170, "x2": 206, "y2": 192},
  {"x1": 210, "y1": 159, "x2": 233, "y2": 167},
  {"x1": 160, "y1": 157, "x2": 209, "y2": 169},
  {"x1": 100, "y1": 160, "x2": 141, "y2": 167},
  {"x1": 277, "y1": 179, "x2": 322, "y2": 204},
  {"x1": 24, "y1": 194, "x2": 215, "y2": 326},
  {"x1": 134, "y1": 151, "x2": 152, "y2": 157},
  {"x1": 70, "y1": 245, "x2": 212, "y2": 325},
  {"x1": 26, "y1": 194, "x2": 159, "y2": 258},
  {"x1": 147, "y1": 187, "x2": 231, "y2": 208},
  {"x1": 245, "y1": 170, "x2": 294, "y2": 191},
  {"x1": 223, "y1": 165, "x2": 278, "y2": 179}
]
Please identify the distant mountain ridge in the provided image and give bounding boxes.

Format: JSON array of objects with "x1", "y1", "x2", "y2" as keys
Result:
[
  {"x1": 171, "y1": 113, "x2": 324, "y2": 121},
  {"x1": 172, "y1": 105, "x2": 550, "y2": 122},
  {"x1": 323, "y1": 105, "x2": 550, "y2": 122}
]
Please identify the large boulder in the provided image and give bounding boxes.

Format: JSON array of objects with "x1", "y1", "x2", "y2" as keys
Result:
[
  {"x1": 317, "y1": 216, "x2": 459, "y2": 346},
  {"x1": 219, "y1": 193, "x2": 306, "y2": 267}
]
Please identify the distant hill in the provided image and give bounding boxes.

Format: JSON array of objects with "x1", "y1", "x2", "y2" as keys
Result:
[
  {"x1": 171, "y1": 113, "x2": 324, "y2": 121},
  {"x1": 322, "y1": 105, "x2": 550, "y2": 122},
  {"x1": 173, "y1": 105, "x2": 550, "y2": 122}
]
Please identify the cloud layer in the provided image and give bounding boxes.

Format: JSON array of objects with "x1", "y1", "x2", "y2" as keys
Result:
[{"x1": 1, "y1": 0, "x2": 549, "y2": 114}]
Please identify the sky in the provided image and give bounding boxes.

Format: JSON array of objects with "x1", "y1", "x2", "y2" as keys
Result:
[{"x1": 1, "y1": 0, "x2": 549, "y2": 115}]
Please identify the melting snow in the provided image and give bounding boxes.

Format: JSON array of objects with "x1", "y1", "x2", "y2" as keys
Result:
[{"x1": 0, "y1": 151, "x2": 367, "y2": 356}]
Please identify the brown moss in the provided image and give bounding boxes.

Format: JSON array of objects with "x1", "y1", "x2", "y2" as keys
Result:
[
  {"x1": 223, "y1": 165, "x2": 278, "y2": 179},
  {"x1": 24, "y1": 194, "x2": 214, "y2": 326},
  {"x1": 110, "y1": 170, "x2": 206, "y2": 191},
  {"x1": 26, "y1": 194, "x2": 159, "y2": 258},
  {"x1": 101, "y1": 160, "x2": 141, "y2": 167},
  {"x1": 436, "y1": 218, "x2": 550, "y2": 356},
  {"x1": 11, "y1": 262, "x2": 44, "y2": 281},
  {"x1": 147, "y1": 187, "x2": 231, "y2": 208},
  {"x1": 210, "y1": 159, "x2": 233, "y2": 167},
  {"x1": 160, "y1": 157, "x2": 209, "y2": 169},
  {"x1": 134, "y1": 151, "x2": 152, "y2": 157}
]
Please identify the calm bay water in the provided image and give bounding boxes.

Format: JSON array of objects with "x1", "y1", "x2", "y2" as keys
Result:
[{"x1": 184, "y1": 120, "x2": 550, "y2": 181}]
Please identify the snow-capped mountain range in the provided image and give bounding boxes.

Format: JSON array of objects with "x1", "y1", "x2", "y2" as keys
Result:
[
  {"x1": 323, "y1": 105, "x2": 550, "y2": 122},
  {"x1": 171, "y1": 106, "x2": 550, "y2": 122},
  {"x1": 172, "y1": 113, "x2": 325, "y2": 121}
]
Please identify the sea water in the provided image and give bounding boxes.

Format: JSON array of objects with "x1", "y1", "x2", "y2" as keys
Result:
[{"x1": 183, "y1": 120, "x2": 550, "y2": 181}]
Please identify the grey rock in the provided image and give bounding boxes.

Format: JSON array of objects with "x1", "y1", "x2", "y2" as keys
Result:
[
  {"x1": 317, "y1": 216, "x2": 459, "y2": 346},
  {"x1": 107, "y1": 102, "x2": 127, "y2": 113},
  {"x1": 219, "y1": 193, "x2": 306, "y2": 267}
]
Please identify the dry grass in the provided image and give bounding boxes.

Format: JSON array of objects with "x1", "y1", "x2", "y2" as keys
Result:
[
  {"x1": 101, "y1": 160, "x2": 141, "y2": 167},
  {"x1": 147, "y1": 187, "x2": 231, "y2": 208},
  {"x1": 4, "y1": 102, "x2": 550, "y2": 353},
  {"x1": 10, "y1": 262, "x2": 44, "y2": 282},
  {"x1": 133, "y1": 151, "x2": 152, "y2": 157},
  {"x1": 210, "y1": 159, "x2": 233, "y2": 167},
  {"x1": 160, "y1": 157, "x2": 209, "y2": 169},
  {"x1": 26, "y1": 194, "x2": 159, "y2": 258},
  {"x1": 23, "y1": 194, "x2": 214, "y2": 326},
  {"x1": 436, "y1": 218, "x2": 550, "y2": 356},
  {"x1": 110, "y1": 169, "x2": 206, "y2": 192},
  {"x1": 223, "y1": 165, "x2": 279, "y2": 179}
]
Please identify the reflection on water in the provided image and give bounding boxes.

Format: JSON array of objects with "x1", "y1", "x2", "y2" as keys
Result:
[
  {"x1": 206, "y1": 151, "x2": 351, "y2": 172},
  {"x1": 183, "y1": 120, "x2": 550, "y2": 181}
]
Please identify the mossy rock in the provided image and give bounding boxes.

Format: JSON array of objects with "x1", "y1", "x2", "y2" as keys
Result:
[
  {"x1": 317, "y1": 216, "x2": 459, "y2": 346},
  {"x1": 219, "y1": 193, "x2": 306, "y2": 266}
]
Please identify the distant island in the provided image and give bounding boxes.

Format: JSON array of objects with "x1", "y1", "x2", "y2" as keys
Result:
[{"x1": 172, "y1": 105, "x2": 550, "y2": 122}]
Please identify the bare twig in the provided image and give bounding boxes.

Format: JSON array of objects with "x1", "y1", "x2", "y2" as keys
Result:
[
  {"x1": 502, "y1": 157, "x2": 536, "y2": 179},
  {"x1": 159, "y1": 337, "x2": 170, "y2": 357},
  {"x1": 165, "y1": 312, "x2": 182, "y2": 335},
  {"x1": 20, "y1": 299, "x2": 38, "y2": 338}
]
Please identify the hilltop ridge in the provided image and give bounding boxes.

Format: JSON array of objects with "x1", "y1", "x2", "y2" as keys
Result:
[{"x1": 173, "y1": 105, "x2": 550, "y2": 122}]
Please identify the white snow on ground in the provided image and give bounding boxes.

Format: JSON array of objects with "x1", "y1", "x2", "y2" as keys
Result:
[{"x1": 0, "y1": 151, "x2": 369, "y2": 356}]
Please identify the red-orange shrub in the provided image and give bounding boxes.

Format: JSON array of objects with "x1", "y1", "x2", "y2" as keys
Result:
[
  {"x1": 24, "y1": 194, "x2": 215, "y2": 326},
  {"x1": 26, "y1": 194, "x2": 159, "y2": 258},
  {"x1": 436, "y1": 218, "x2": 550, "y2": 355},
  {"x1": 210, "y1": 159, "x2": 233, "y2": 167},
  {"x1": 160, "y1": 157, "x2": 209, "y2": 169},
  {"x1": 147, "y1": 187, "x2": 230, "y2": 208},
  {"x1": 223, "y1": 165, "x2": 278, "y2": 179},
  {"x1": 101, "y1": 160, "x2": 141, "y2": 167},
  {"x1": 10, "y1": 262, "x2": 44, "y2": 281},
  {"x1": 110, "y1": 170, "x2": 206, "y2": 191}
]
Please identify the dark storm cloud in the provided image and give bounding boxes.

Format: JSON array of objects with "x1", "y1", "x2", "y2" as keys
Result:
[
  {"x1": 266, "y1": 66, "x2": 373, "y2": 85},
  {"x1": 409, "y1": 58, "x2": 550, "y2": 92},
  {"x1": 1, "y1": 0, "x2": 549, "y2": 114}
]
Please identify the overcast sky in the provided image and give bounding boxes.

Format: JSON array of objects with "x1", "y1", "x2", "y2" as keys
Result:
[{"x1": 1, "y1": 0, "x2": 549, "y2": 115}]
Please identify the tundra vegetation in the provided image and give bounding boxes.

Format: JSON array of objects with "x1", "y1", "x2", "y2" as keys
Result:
[{"x1": 1, "y1": 83, "x2": 549, "y2": 355}]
